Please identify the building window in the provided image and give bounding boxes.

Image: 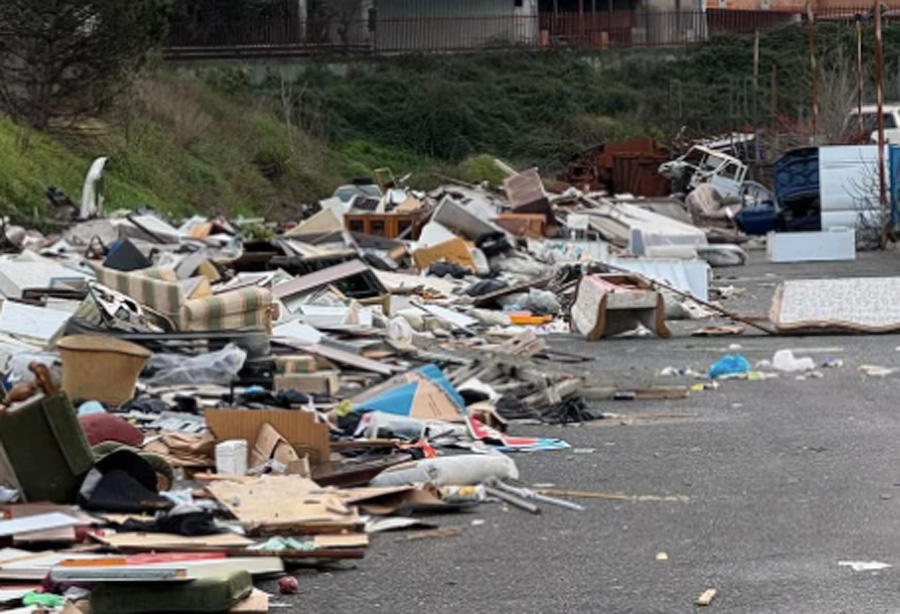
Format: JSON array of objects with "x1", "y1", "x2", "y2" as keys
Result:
[{"x1": 514, "y1": 0, "x2": 523, "y2": 7}]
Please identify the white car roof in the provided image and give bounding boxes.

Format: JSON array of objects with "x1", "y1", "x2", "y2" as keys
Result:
[{"x1": 851, "y1": 104, "x2": 900, "y2": 114}]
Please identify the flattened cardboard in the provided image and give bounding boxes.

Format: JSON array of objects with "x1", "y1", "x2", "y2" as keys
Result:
[
  {"x1": 207, "y1": 475, "x2": 359, "y2": 533},
  {"x1": 205, "y1": 409, "x2": 329, "y2": 465},
  {"x1": 230, "y1": 588, "x2": 270, "y2": 613},
  {"x1": 334, "y1": 485, "x2": 450, "y2": 515},
  {"x1": 351, "y1": 366, "x2": 466, "y2": 423}
]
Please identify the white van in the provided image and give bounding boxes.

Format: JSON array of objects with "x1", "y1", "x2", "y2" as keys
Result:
[
  {"x1": 845, "y1": 104, "x2": 900, "y2": 143},
  {"x1": 658, "y1": 145, "x2": 747, "y2": 199}
]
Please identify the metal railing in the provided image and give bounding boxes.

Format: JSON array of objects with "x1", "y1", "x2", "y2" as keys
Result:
[{"x1": 161, "y1": 6, "x2": 900, "y2": 59}]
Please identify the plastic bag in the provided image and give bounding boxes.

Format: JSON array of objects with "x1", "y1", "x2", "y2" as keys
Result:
[
  {"x1": 772, "y1": 349, "x2": 815, "y2": 373},
  {"x1": 524, "y1": 288, "x2": 561, "y2": 315},
  {"x1": 7, "y1": 352, "x2": 57, "y2": 383},
  {"x1": 145, "y1": 343, "x2": 246, "y2": 385},
  {"x1": 708, "y1": 354, "x2": 750, "y2": 379},
  {"x1": 387, "y1": 316, "x2": 415, "y2": 345}
]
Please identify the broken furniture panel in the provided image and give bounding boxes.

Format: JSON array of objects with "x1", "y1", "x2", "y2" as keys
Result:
[{"x1": 570, "y1": 274, "x2": 670, "y2": 339}]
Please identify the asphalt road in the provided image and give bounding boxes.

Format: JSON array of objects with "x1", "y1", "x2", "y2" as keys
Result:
[{"x1": 267, "y1": 250, "x2": 900, "y2": 613}]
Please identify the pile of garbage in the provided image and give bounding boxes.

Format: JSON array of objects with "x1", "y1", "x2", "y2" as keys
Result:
[
  {"x1": 0, "y1": 123, "x2": 892, "y2": 610},
  {"x1": 0, "y1": 158, "x2": 753, "y2": 613}
]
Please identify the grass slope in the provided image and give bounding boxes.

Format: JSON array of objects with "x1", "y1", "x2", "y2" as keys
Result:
[{"x1": 5, "y1": 22, "x2": 900, "y2": 224}]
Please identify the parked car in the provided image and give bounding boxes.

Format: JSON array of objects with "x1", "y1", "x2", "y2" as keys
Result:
[{"x1": 845, "y1": 104, "x2": 900, "y2": 144}]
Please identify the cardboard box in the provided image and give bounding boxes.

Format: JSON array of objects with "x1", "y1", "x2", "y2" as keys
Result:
[
  {"x1": 250, "y1": 422, "x2": 309, "y2": 477},
  {"x1": 274, "y1": 371, "x2": 339, "y2": 396},
  {"x1": 204, "y1": 409, "x2": 329, "y2": 464},
  {"x1": 495, "y1": 213, "x2": 547, "y2": 238}
]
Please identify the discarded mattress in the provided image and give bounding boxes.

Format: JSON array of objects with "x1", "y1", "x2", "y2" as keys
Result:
[{"x1": 771, "y1": 277, "x2": 900, "y2": 332}]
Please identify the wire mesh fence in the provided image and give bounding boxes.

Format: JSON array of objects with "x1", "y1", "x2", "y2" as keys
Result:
[{"x1": 162, "y1": 6, "x2": 900, "y2": 58}]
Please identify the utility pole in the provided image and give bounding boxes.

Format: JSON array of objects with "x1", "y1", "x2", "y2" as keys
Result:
[
  {"x1": 874, "y1": 0, "x2": 888, "y2": 246},
  {"x1": 807, "y1": 3, "x2": 818, "y2": 142},
  {"x1": 753, "y1": 29, "x2": 760, "y2": 90},
  {"x1": 857, "y1": 14, "x2": 864, "y2": 132},
  {"x1": 753, "y1": 30, "x2": 761, "y2": 167}
]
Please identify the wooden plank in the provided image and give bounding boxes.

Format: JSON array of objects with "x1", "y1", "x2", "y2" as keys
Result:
[
  {"x1": 110, "y1": 545, "x2": 366, "y2": 560},
  {"x1": 313, "y1": 534, "x2": 369, "y2": 549},
  {"x1": 580, "y1": 386, "x2": 689, "y2": 400},
  {"x1": 93, "y1": 532, "x2": 254, "y2": 549},
  {"x1": 275, "y1": 339, "x2": 397, "y2": 376},
  {"x1": 534, "y1": 489, "x2": 690, "y2": 503}
]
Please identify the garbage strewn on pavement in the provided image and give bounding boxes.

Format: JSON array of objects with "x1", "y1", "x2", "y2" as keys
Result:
[{"x1": 0, "y1": 139, "x2": 896, "y2": 612}]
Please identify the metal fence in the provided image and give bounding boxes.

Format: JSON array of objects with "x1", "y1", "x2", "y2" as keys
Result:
[{"x1": 161, "y1": 7, "x2": 898, "y2": 60}]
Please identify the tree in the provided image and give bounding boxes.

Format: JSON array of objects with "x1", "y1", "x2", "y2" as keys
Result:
[{"x1": 0, "y1": 0, "x2": 171, "y2": 130}]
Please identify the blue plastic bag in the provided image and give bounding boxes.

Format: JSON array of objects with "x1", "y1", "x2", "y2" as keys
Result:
[{"x1": 708, "y1": 354, "x2": 750, "y2": 379}]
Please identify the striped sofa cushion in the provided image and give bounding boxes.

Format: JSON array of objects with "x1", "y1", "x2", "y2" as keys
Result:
[
  {"x1": 182, "y1": 287, "x2": 273, "y2": 331},
  {"x1": 93, "y1": 265, "x2": 185, "y2": 326}
]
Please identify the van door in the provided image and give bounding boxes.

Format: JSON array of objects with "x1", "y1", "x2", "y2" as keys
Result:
[{"x1": 708, "y1": 160, "x2": 746, "y2": 199}]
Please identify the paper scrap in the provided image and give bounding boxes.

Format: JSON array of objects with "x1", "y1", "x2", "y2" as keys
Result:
[{"x1": 839, "y1": 560, "x2": 892, "y2": 572}]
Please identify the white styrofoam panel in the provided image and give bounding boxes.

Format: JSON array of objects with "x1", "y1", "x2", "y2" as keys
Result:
[{"x1": 767, "y1": 228, "x2": 856, "y2": 263}]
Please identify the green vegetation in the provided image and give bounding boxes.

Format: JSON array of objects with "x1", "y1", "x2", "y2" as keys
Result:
[
  {"x1": 0, "y1": 116, "x2": 163, "y2": 225},
  {"x1": 3, "y1": 21, "x2": 900, "y2": 224}
]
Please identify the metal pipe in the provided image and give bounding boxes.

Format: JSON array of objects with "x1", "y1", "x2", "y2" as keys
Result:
[
  {"x1": 484, "y1": 486, "x2": 541, "y2": 514},
  {"x1": 495, "y1": 481, "x2": 586, "y2": 512},
  {"x1": 875, "y1": 0, "x2": 888, "y2": 247}
]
